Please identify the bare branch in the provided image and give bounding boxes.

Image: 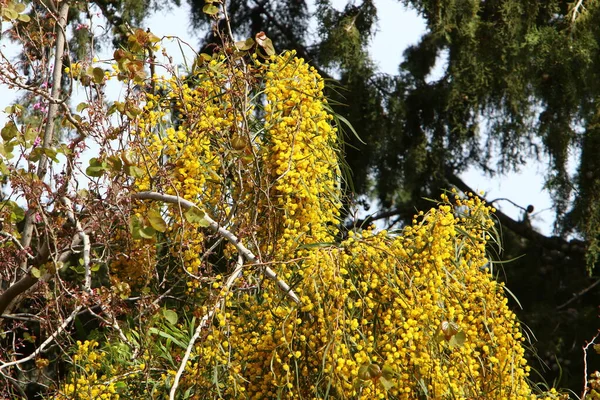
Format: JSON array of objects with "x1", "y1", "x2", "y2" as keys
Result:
[
  {"x1": 62, "y1": 197, "x2": 91, "y2": 291},
  {"x1": 0, "y1": 231, "x2": 34, "y2": 260},
  {"x1": 571, "y1": 0, "x2": 586, "y2": 24},
  {"x1": 556, "y1": 278, "x2": 600, "y2": 310},
  {"x1": 0, "y1": 306, "x2": 82, "y2": 372}
]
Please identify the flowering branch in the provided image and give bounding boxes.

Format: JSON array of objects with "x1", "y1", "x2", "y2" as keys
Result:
[
  {"x1": 133, "y1": 191, "x2": 301, "y2": 304},
  {"x1": 169, "y1": 253, "x2": 245, "y2": 400}
]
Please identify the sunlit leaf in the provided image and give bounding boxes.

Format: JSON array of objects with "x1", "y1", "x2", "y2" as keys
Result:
[
  {"x1": 2, "y1": 122, "x2": 18, "y2": 141},
  {"x1": 202, "y1": 4, "x2": 219, "y2": 15},
  {"x1": 163, "y1": 309, "x2": 178, "y2": 325},
  {"x1": 235, "y1": 38, "x2": 255, "y2": 51},
  {"x1": 147, "y1": 209, "x2": 168, "y2": 232},
  {"x1": 30, "y1": 267, "x2": 41, "y2": 278},
  {"x1": 124, "y1": 165, "x2": 144, "y2": 178},
  {"x1": 184, "y1": 207, "x2": 210, "y2": 227}
]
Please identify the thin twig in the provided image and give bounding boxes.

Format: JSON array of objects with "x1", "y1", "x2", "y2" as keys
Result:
[
  {"x1": 62, "y1": 197, "x2": 91, "y2": 291},
  {"x1": 556, "y1": 278, "x2": 600, "y2": 310},
  {"x1": 0, "y1": 231, "x2": 34, "y2": 260},
  {"x1": 0, "y1": 306, "x2": 82, "y2": 371},
  {"x1": 582, "y1": 330, "x2": 600, "y2": 398}
]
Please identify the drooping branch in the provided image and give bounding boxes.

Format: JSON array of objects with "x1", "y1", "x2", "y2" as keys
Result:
[
  {"x1": 169, "y1": 254, "x2": 245, "y2": 400},
  {"x1": 445, "y1": 173, "x2": 586, "y2": 257},
  {"x1": 133, "y1": 191, "x2": 302, "y2": 304}
]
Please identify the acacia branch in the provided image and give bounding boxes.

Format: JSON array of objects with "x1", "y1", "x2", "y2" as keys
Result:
[
  {"x1": 169, "y1": 254, "x2": 244, "y2": 400},
  {"x1": 445, "y1": 172, "x2": 586, "y2": 257},
  {"x1": 133, "y1": 191, "x2": 301, "y2": 304}
]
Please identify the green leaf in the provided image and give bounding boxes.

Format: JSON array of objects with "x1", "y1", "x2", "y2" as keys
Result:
[
  {"x1": 139, "y1": 225, "x2": 156, "y2": 239},
  {"x1": 130, "y1": 215, "x2": 144, "y2": 240},
  {"x1": 130, "y1": 216, "x2": 156, "y2": 239},
  {"x1": 3, "y1": 9, "x2": 18, "y2": 20},
  {"x1": 17, "y1": 13, "x2": 30, "y2": 23},
  {"x1": 184, "y1": 207, "x2": 210, "y2": 227},
  {"x1": 107, "y1": 156, "x2": 123, "y2": 172},
  {"x1": 336, "y1": 112, "x2": 365, "y2": 144},
  {"x1": 24, "y1": 127, "x2": 37, "y2": 142},
  {"x1": 124, "y1": 165, "x2": 144, "y2": 178},
  {"x1": 13, "y1": 3, "x2": 26, "y2": 13},
  {"x1": 1, "y1": 201, "x2": 25, "y2": 222},
  {"x1": 379, "y1": 375, "x2": 396, "y2": 391},
  {"x1": 86, "y1": 158, "x2": 107, "y2": 177},
  {"x1": 147, "y1": 209, "x2": 168, "y2": 232},
  {"x1": 148, "y1": 327, "x2": 187, "y2": 349},
  {"x1": 1, "y1": 121, "x2": 18, "y2": 141},
  {"x1": 261, "y1": 38, "x2": 275, "y2": 56},
  {"x1": 202, "y1": 4, "x2": 219, "y2": 15},
  {"x1": 92, "y1": 67, "x2": 105, "y2": 84},
  {"x1": 76, "y1": 102, "x2": 89, "y2": 112},
  {"x1": 30, "y1": 267, "x2": 41, "y2": 278},
  {"x1": 448, "y1": 330, "x2": 466, "y2": 348},
  {"x1": 0, "y1": 160, "x2": 8, "y2": 175},
  {"x1": 235, "y1": 38, "x2": 255, "y2": 51},
  {"x1": 43, "y1": 148, "x2": 58, "y2": 162},
  {"x1": 163, "y1": 309, "x2": 178, "y2": 325}
]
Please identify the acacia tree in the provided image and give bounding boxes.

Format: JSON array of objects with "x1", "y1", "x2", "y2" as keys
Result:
[
  {"x1": 0, "y1": 0, "x2": 575, "y2": 399},
  {"x1": 179, "y1": 0, "x2": 600, "y2": 390}
]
